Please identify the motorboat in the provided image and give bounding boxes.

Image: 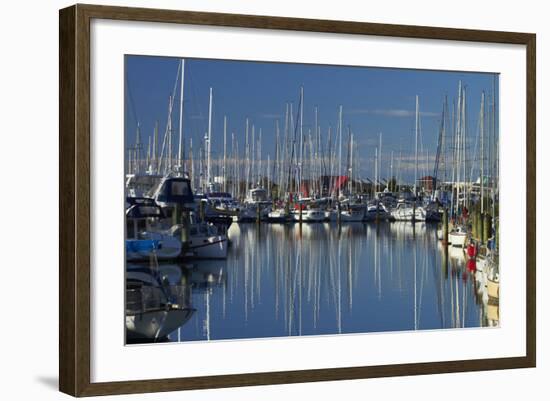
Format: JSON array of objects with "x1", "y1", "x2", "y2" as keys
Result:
[
  {"x1": 125, "y1": 198, "x2": 182, "y2": 262},
  {"x1": 364, "y1": 202, "x2": 391, "y2": 222},
  {"x1": 169, "y1": 215, "x2": 228, "y2": 259},
  {"x1": 391, "y1": 201, "x2": 426, "y2": 221},
  {"x1": 267, "y1": 208, "x2": 290, "y2": 223},
  {"x1": 448, "y1": 225, "x2": 468, "y2": 248}
]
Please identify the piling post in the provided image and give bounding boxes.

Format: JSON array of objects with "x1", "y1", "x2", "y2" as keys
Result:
[
  {"x1": 256, "y1": 203, "x2": 261, "y2": 224},
  {"x1": 172, "y1": 203, "x2": 181, "y2": 227},
  {"x1": 299, "y1": 203, "x2": 303, "y2": 224},
  {"x1": 285, "y1": 201, "x2": 290, "y2": 219},
  {"x1": 483, "y1": 213, "x2": 491, "y2": 245},
  {"x1": 442, "y1": 207, "x2": 449, "y2": 245},
  {"x1": 199, "y1": 200, "x2": 206, "y2": 222},
  {"x1": 180, "y1": 209, "x2": 190, "y2": 255},
  {"x1": 475, "y1": 210, "x2": 481, "y2": 241},
  {"x1": 495, "y1": 218, "x2": 499, "y2": 252},
  {"x1": 337, "y1": 202, "x2": 341, "y2": 225}
]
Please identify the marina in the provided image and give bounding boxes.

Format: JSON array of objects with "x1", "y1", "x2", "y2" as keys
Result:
[{"x1": 124, "y1": 56, "x2": 499, "y2": 344}]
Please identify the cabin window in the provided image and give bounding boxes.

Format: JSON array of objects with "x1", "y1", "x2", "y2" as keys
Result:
[{"x1": 171, "y1": 181, "x2": 190, "y2": 196}]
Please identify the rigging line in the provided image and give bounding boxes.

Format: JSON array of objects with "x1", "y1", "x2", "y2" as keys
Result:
[{"x1": 124, "y1": 72, "x2": 139, "y2": 127}]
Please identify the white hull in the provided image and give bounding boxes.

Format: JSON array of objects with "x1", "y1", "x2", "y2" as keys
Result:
[
  {"x1": 291, "y1": 209, "x2": 325, "y2": 222},
  {"x1": 339, "y1": 209, "x2": 365, "y2": 222},
  {"x1": 449, "y1": 232, "x2": 467, "y2": 248},
  {"x1": 267, "y1": 210, "x2": 289, "y2": 222},
  {"x1": 188, "y1": 235, "x2": 228, "y2": 259},
  {"x1": 391, "y1": 206, "x2": 426, "y2": 221}
]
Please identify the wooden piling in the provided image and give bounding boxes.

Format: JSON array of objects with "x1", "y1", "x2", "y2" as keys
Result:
[
  {"x1": 199, "y1": 200, "x2": 206, "y2": 222},
  {"x1": 181, "y1": 210, "x2": 190, "y2": 252},
  {"x1": 172, "y1": 203, "x2": 181, "y2": 227},
  {"x1": 483, "y1": 213, "x2": 491, "y2": 245},
  {"x1": 442, "y1": 207, "x2": 449, "y2": 245},
  {"x1": 256, "y1": 202, "x2": 261, "y2": 224}
]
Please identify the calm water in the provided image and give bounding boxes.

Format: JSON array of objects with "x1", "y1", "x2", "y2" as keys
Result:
[{"x1": 132, "y1": 222, "x2": 496, "y2": 343}]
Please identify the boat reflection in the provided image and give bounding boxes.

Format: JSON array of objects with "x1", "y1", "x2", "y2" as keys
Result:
[{"x1": 128, "y1": 221, "x2": 498, "y2": 344}]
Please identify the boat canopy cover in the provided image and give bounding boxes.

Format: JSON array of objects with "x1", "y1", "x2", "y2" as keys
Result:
[{"x1": 126, "y1": 239, "x2": 161, "y2": 253}]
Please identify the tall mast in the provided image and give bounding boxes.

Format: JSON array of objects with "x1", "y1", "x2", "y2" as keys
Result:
[
  {"x1": 177, "y1": 59, "x2": 185, "y2": 172},
  {"x1": 206, "y1": 87, "x2": 213, "y2": 188},
  {"x1": 152, "y1": 121, "x2": 158, "y2": 173},
  {"x1": 189, "y1": 138, "x2": 194, "y2": 188},
  {"x1": 379, "y1": 132, "x2": 382, "y2": 193},
  {"x1": 480, "y1": 91, "x2": 485, "y2": 214},
  {"x1": 299, "y1": 86, "x2": 304, "y2": 196},
  {"x1": 338, "y1": 105, "x2": 343, "y2": 196},
  {"x1": 349, "y1": 130, "x2": 353, "y2": 195},
  {"x1": 134, "y1": 122, "x2": 142, "y2": 174},
  {"x1": 414, "y1": 96, "x2": 419, "y2": 197},
  {"x1": 374, "y1": 148, "x2": 378, "y2": 198},
  {"x1": 462, "y1": 88, "x2": 467, "y2": 207},
  {"x1": 223, "y1": 115, "x2": 227, "y2": 192},
  {"x1": 258, "y1": 128, "x2": 262, "y2": 187},
  {"x1": 390, "y1": 151, "x2": 394, "y2": 191},
  {"x1": 245, "y1": 118, "x2": 249, "y2": 194},
  {"x1": 146, "y1": 136, "x2": 151, "y2": 171},
  {"x1": 167, "y1": 96, "x2": 173, "y2": 173},
  {"x1": 251, "y1": 125, "x2": 255, "y2": 186}
]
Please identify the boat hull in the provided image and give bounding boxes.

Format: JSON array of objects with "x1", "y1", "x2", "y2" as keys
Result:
[
  {"x1": 188, "y1": 235, "x2": 228, "y2": 259},
  {"x1": 449, "y1": 232, "x2": 467, "y2": 248}
]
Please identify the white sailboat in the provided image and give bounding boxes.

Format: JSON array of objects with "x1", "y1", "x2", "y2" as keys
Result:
[{"x1": 390, "y1": 96, "x2": 426, "y2": 222}]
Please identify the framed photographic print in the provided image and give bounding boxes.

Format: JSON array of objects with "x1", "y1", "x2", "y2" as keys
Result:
[{"x1": 59, "y1": 3, "x2": 536, "y2": 397}]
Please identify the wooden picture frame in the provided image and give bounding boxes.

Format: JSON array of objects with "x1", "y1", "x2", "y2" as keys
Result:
[{"x1": 59, "y1": 3, "x2": 536, "y2": 397}]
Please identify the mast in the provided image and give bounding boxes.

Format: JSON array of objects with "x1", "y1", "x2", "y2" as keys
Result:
[
  {"x1": 245, "y1": 118, "x2": 249, "y2": 195},
  {"x1": 223, "y1": 115, "x2": 227, "y2": 192},
  {"x1": 152, "y1": 121, "x2": 158, "y2": 173},
  {"x1": 374, "y1": 148, "x2": 378, "y2": 199},
  {"x1": 134, "y1": 122, "x2": 142, "y2": 174},
  {"x1": 414, "y1": 96, "x2": 419, "y2": 198},
  {"x1": 349, "y1": 129, "x2": 353, "y2": 195},
  {"x1": 390, "y1": 151, "x2": 394, "y2": 192},
  {"x1": 252, "y1": 125, "x2": 255, "y2": 186},
  {"x1": 189, "y1": 138, "x2": 194, "y2": 188},
  {"x1": 480, "y1": 91, "x2": 485, "y2": 214},
  {"x1": 338, "y1": 105, "x2": 343, "y2": 197},
  {"x1": 206, "y1": 87, "x2": 213, "y2": 189},
  {"x1": 299, "y1": 86, "x2": 304, "y2": 197},
  {"x1": 379, "y1": 132, "x2": 382, "y2": 193},
  {"x1": 168, "y1": 96, "x2": 173, "y2": 173},
  {"x1": 177, "y1": 59, "x2": 185, "y2": 172}
]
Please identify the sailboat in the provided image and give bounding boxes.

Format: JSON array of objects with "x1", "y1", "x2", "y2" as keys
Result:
[{"x1": 391, "y1": 96, "x2": 426, "y2": 222}]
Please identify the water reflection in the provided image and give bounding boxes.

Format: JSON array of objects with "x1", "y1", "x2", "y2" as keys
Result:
[{"x1": 126, "y1": 222, "x2": 498, "y2": 343}]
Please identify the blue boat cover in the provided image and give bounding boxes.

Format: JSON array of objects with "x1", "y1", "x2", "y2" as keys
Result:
[{"x1": 126, "y1": 239, "x2": 161, "y2": 253}]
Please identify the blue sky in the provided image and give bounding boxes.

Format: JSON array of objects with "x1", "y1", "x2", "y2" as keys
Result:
[{"x1": 125, "y1": 55, "x2": 498, "y2": 183}]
